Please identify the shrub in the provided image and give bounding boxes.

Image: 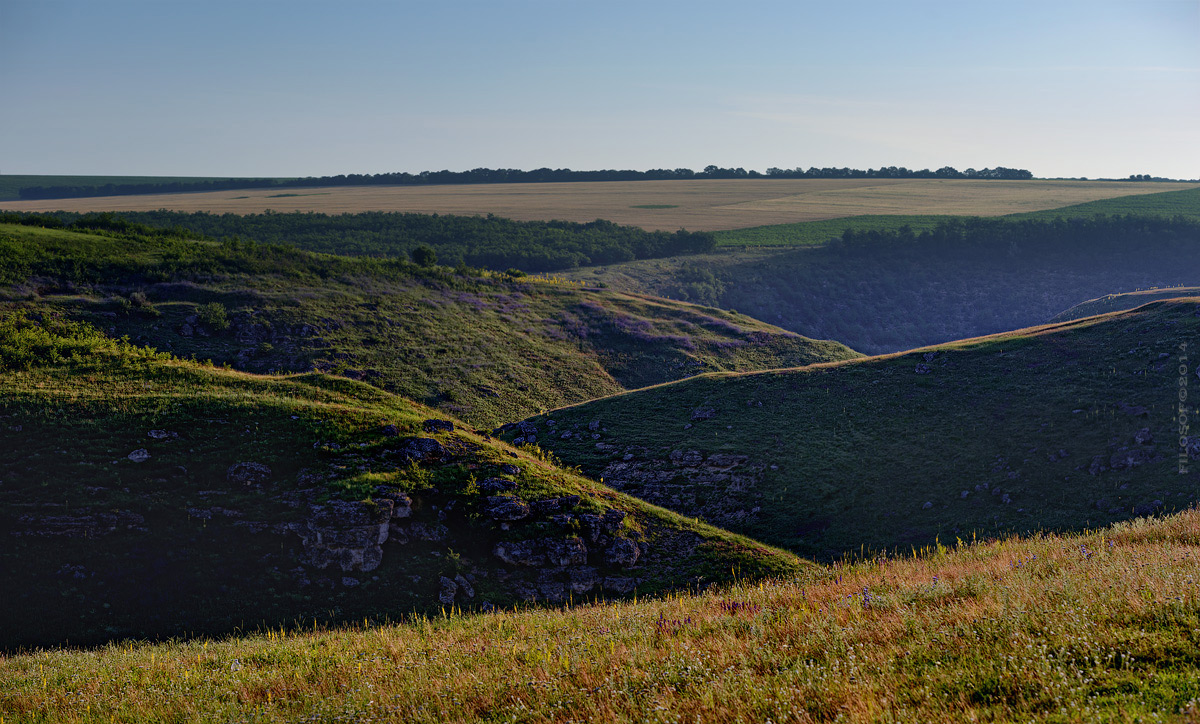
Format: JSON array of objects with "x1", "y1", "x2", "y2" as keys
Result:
[
  {"x1": 197, "y1": 302, "x2": 230, "y2": 330},
  {"x1": 411, "y1": 245, "x2": 438, "y2": 267}
]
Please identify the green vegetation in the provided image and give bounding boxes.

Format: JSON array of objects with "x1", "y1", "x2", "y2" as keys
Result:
[
  {"x1": 0, "y1": 221, "x2": 856, "y2": 428},
  {"x1": 713, "y1": 186, "x2": 1200, "y2": 248},
  {"x1": 714, "y1": 214, "x2": 955, "y2": 247},
  {"x1": 3, "y1": 510, "x2": 1197, "y2": 722},
  {"x1": 1009, "y1": 185, "x2": 1200, "y2": 222},
  {"x1": 1052, "y1": 287, "x2": 1200, "y2": 322},
  {"x1": 0, "y1": 310, "x2": 803, "y2": 648},
  {"x1": 571, "y1": 214, "x2": 1200, "y2": 354},
  {"x1": 6, "y1": 210, "x2": 717, "y2": 272},
  {"x1": 508, "y1": 299, "x2": 1200, "y2": 559}
]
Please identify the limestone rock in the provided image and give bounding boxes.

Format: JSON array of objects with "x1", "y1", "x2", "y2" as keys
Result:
[
  {"x1": 485, "y1": 495, "x2": 530, "y2": 521},
  {"x1": 605, "y1": 537, "x2": 640, "y2": 567},
  {"x1": 226, "y1": 462, "x2": 271, "y2": 486}
]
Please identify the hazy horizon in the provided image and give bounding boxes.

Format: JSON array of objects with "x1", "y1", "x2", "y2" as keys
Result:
[{"x1": 2, "y1": 0, "x2": 1197, "y2": 179}]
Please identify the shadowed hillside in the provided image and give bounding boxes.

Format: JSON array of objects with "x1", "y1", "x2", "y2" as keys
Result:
[
  {"x1": 505, "y1": 299, "x2": 1200, "y2": 559},
  {"x1": 0, "y1": 311, "x2": 803, "y2": 649},
  {"x1": 568, "y1": 215, "x2": 1200, "y2": 354}
]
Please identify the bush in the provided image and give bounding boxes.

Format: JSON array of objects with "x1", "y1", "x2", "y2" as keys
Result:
[
  {"x1": 411, "y1": 245, "x2": 438, "y2": 267},
  {"x1": 197, "y1": 302, "x2": 230, "y2": 331}
]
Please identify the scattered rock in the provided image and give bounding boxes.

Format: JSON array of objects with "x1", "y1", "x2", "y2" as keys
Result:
[
  {"x1": 127, "y1": 449, "x2": 151, "y2": 463},
  {"x1": 603, "y1": 576, "x2": 637, "y2": 594},
  {"x1": 478, "y1": 477, "x2": 518, "y2": 493},
  {"x1": 296, "y1": 499, "x2": 395, "y2": 572},
  {"x1": 422, "y1": 419, "x2": 454, "y2": 433},
  {"x1": 1134, "y1": 428, "x2": 1154, "y2": 445},
  {"x1": 494, "y1": 540, "x2": 546, "y2": 567},
  {"x1": 914, "y1": 363, "x2": 932, "y2": 375},
  {"x1": 226, "y1": 462, "x2": 271, "y2": 486},
  {"x1": 485, "y1": 495, "x2": 530, "y2": 521},
  {"x1": 342, "y1": 577, "x2": 360, "y2": 588},
  {"x1": 146, "y1": 430, "x2": 177, "y2": 440},
  {"x1": 396, "y1": 437, "x2": 446, "y2": 462},
  {"x1": 406, "y1": 522, "x2": 449, "y2": 542},
  {"x1": 438, "y1": 576, "x2": 458, "y2": 604},
  {"x1": 545, "y1": 537, "x2": 589, "y2": 566},
  {"x1": 588, "y1": 420, "x2": 601, "y2": 431},
  {"x1": 568, "y1": 566, "x2": 600, "y2": 593},
  {"x1": 922, "y1": 501, "x2": 933, "y2": 510},
  {"x1": 1133, "y1": 500, "x2": 1164, "y2": 516},
  {"x1": 1109, "y1": 446, "x2": 1158, "y2": 470},
  {"x1": 690, "y1": 407, "x2": 716, "y2": 421},
  {"x1": 600, "y1": 509, "x2": 626, "y2": 533},
  {"x1": 605, "y1": 537, "x2": 640, "y2": 567},
  {"x1": 498, "y1": 463, "x2": 521, "y2": 476},
  {"x1": 454, "y1": 573, "x2": 475, "y2": 599},
  {"x1": 381, "y1": 424, "x2": 399, "y2": 437}
]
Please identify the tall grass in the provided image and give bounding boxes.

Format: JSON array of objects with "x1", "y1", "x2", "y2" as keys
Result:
[{"x1": 3, "y1": 511, "x2": 1197, "y2": 722}]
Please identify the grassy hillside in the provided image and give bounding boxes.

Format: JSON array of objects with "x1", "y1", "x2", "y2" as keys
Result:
[
  {"x1": 567, "y1": 215, "x2": 1200, "y2": 354},
  {"x1": 1052, "y1": 287, "x2": 1200, "y2": 322},
  {"x1": 0, "y1": 311, "x2": 803, "y2": 648},
  {"x1": 503, "y1": 299, "x2": 1200, "y2": 560},
  {"x1": 0, "y1": 222, "x2": 858, "y2": 428},
  {"x1": 4, "y1": 510, "x2": 1198, "y2": 722}
]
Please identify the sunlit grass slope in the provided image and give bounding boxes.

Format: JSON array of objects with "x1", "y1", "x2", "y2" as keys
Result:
[
  {"x1": 2, "y1": 510, "x2": 1197, "y2": 722},
  {"x1": 0, "y1": 311, "x2": 803, "y2": 648},
  {"x1": 0, "y1": 222, "x2": 858, "y2": 427},
  {"x1": 507, "y1": 299, "x2": 1200, "y2": 559}
]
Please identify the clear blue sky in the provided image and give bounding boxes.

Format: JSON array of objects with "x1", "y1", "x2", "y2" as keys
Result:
[{"x1": 2, "y1": 0, "x2": 1197, "y2": 179}]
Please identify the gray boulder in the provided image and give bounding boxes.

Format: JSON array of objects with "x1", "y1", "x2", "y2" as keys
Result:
[{"x1": 226, "y1": 461, "x2": 271, "y2": 485}]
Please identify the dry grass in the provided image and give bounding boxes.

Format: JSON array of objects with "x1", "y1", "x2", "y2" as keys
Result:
[
  {"x1": 3, "y1": 179, "x2": 1195, "y2": 231},
  {"x1": 3, "y1": 511, "x2": 1198, "y2": 722}
]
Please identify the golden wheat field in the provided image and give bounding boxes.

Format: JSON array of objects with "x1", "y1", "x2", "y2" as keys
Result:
[{"x1": 3, "y1": 179, "x2": 1197, "y2": 231}]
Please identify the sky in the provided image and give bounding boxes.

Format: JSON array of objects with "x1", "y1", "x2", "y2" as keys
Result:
[{"x1": 1, "y1": 0, "x2": 1198, "y2": 179}]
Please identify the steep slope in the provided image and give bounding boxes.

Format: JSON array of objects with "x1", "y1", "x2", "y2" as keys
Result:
[
  {"x1": 565, "y1": 215, "x2": 1200, "y2": 354},
  {"x1": 504, "y1": 299, "x2": 1200, "y2": 559},
  {"x1": 0, "y1": 311, "x2": 805, "y2": 649},
  {"x1": 0, "y1": 222, "x2": 858, "y2": 428}
]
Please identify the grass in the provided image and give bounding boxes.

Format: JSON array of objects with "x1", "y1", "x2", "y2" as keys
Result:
[
  {"x1": 2, "y1": 509, "x2": 1198, "y2": 722},
  {"x1": 505, "y1": 299, "x2": 1200, "y2": 560},
  {"x1": 0, "y1": 222, "x2": 858, "y2": 427},
  {"x1": 5, "y1": 178, "x2": 1195, "y2": 231},
  {"x1": 1052, "y1": 287, "x2": 1200, "y2": 322},
  {"x1": 713, "y1": 186, "x2": 1200, "y2": 248},
  {"x1": 0, "y1": 309, "x2": 804, "y2": 648}
]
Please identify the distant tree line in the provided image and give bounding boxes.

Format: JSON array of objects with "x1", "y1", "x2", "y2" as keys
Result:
[
  {"x1": 2, "y1": 210, "x2": 716, "y2": 272},
  {"x1": 14, "y1": 164, "x2": 1034, "y2": 200}
]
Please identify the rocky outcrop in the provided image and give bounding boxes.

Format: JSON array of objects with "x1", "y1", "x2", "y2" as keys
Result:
[
  {"x1": 294, "y1": 496, "x2": 410, "y2": 572},
  {"x1": 14, "y1": 510, "x2": 146, "y2": 538},
  {"x1": 593, "y1": 448, "x2": 765, "y2": 528}
]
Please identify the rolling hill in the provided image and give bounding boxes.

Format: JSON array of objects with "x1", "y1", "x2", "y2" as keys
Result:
[
  {"x1": 502, "y1": 299, "x2": 1200, "y2": 560},
  {"x1": 0, "y1": 222, "x2": 858, "y2": 429},
  {"x1": 0, "y1": 310, "x2": 804, "y2": 649}
]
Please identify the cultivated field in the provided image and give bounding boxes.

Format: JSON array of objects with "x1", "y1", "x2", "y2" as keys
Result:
[{"x1": 3, "y1": 179, "x2": 1195, "y2": 231}]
